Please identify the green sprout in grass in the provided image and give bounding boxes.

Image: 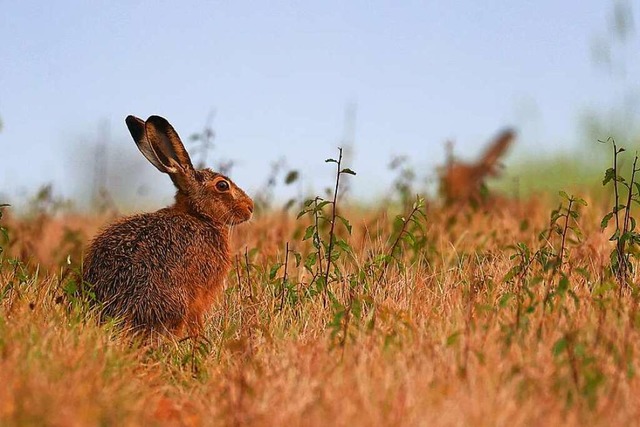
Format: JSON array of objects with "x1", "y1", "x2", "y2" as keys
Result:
[{"x1": 600, "y1": 138, "x2": 640, "y2": 295}]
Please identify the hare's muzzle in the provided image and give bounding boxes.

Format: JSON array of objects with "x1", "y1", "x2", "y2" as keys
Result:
[{"x1": 239, "y1": 199, "x2": 254, "y2": 222}]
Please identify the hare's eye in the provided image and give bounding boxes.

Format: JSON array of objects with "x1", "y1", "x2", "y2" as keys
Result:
[{"x1": 215, "y1": 180, "x2": 230, "y2": 192}]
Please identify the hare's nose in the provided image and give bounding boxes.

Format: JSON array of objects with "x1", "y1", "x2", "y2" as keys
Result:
[{"x1": 246, "y1": 202, "x2": 254, "y2": 214}]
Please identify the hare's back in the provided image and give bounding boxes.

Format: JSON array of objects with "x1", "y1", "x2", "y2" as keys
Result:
[{"x1": 87, "y1": 212, "x2": 193, "y2": 267}]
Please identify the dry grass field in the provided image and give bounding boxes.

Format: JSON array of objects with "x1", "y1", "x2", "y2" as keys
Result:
[{"x1": 2, "y1": 157, "x2": 640, "y2": 426}]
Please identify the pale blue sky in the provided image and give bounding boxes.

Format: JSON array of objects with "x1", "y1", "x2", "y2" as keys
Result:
[{"x1": 1, "y1": 1, "x2": 637, "y2": 206}]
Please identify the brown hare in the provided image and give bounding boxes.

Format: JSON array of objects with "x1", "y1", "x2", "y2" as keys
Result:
[
  {"x1": 83, "y1": 115, "x2": 253, "y2": 339},
  {"x1": 439, "y1": 128, "x2": 515, "y2": 204}
]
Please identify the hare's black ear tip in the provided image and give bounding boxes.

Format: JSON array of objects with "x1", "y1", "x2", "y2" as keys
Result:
[
  {"x1": 146, "y1": 115, "x2": 170, "y2": 127},
  {"x1": 125, "y1": 115, "x2": 143, "y2": 127},
  {"x1": 501, "y1": 128, "x2": 517, "y2": 138},
  {"x1": 125, "y1": 115, "x2": 145, "y2": 138}
]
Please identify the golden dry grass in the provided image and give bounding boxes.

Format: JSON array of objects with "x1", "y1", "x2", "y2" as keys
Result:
[{"x1": 2, "y1": 192, "x2": 640, "y2": 426}]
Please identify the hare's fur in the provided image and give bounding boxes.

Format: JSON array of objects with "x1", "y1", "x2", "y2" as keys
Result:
[
  {"x1": 83, "y1": 115, "x2": 253, "y2": 338},
  {"x1": 439, "y1": 128, "x2": 515, "y2": 203}
]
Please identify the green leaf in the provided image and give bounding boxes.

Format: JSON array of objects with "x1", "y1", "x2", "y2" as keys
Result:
[
  {"x1": 283, "y1": 199, "x2": 296, "y2": 211},
  {"x1": 557, "y1": 275, "x2": 569, "y2": 294},
  {"x1": 63, "y1": 280, "x2": 78, "y2": 295},
  {"x1": 337, "y1": 215, "x2": 352, "y2": 234},
  {"x1": 335, "y1": 238, "x2": 351, "y2": 254},
  {"x1": 316, "y1": 200, "x2": 332, "y2": 210},
  {"x1": 269, "y1": 263, "x2": 283, "y2": 280},
  {"x1": 304, "y1": 252, "x2": 317, "y2": 271},
  {"x1": 284, "y1": 170, "x2": 300, "y2": 184},
  {"x1": 571, "y1": 226, "x2": 584, "y2": 241},
  {"x1": 340, "y1": 168, "x2": 357, "y2": 175},
  {"x1": 603, "y1": 168, "x2": 616, "y2": 186},
  {"x1": 552, "y1": 337, "x2": 568, "y2": 357},
  {"x1": 325, "y1": 158, "x2": 338, "y2": 163},
  {"x1": 498, "y1": 292, "x2": 514, "y2": 307},
  {"x1": 303, "y1": 225, "x2": 315, "y2": 241},
  {"x1": 446, "y1": 331, "x2": 461, "y2": 346},
  {"x1": 610, "y1": 229, "x2": 621, "y2": 241},
  {"x1": 601, "y1": 212, "x2": 614, "y2": 230},
  {"x1": 575, "y1": 267, "x2": 591, "y2": 280}
]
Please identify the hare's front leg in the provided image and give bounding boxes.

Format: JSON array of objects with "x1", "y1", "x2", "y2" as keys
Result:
[{"x1": 186, "y1": 314, "x2": 205, "y2": 340}]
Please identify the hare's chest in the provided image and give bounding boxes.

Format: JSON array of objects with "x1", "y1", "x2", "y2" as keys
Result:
[
  {"x1": 180, "y1": 252, "x2": 230, "y2": 290},
  {"x1": 182, "y1": 259, "x2": 229, "y2": 333},
  {"x1": 182, "y1": 244, "x2": 230, "y2": 302}
]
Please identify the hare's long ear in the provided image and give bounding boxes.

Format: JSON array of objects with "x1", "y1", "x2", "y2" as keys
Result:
[
  {"x1": 144, "y1": 116, "x2": 195, "y2": 174},
  {"x1": 125, "y1": 115, "x2": 172, "y2": 173},
  {"x1": 479, "y1": 128, "x2": 515, "y2": 170}
]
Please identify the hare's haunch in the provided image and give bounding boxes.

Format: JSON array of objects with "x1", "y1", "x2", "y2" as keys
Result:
[{"x1": 83, "y1": 115, "x2": 253, "y2": 338}]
